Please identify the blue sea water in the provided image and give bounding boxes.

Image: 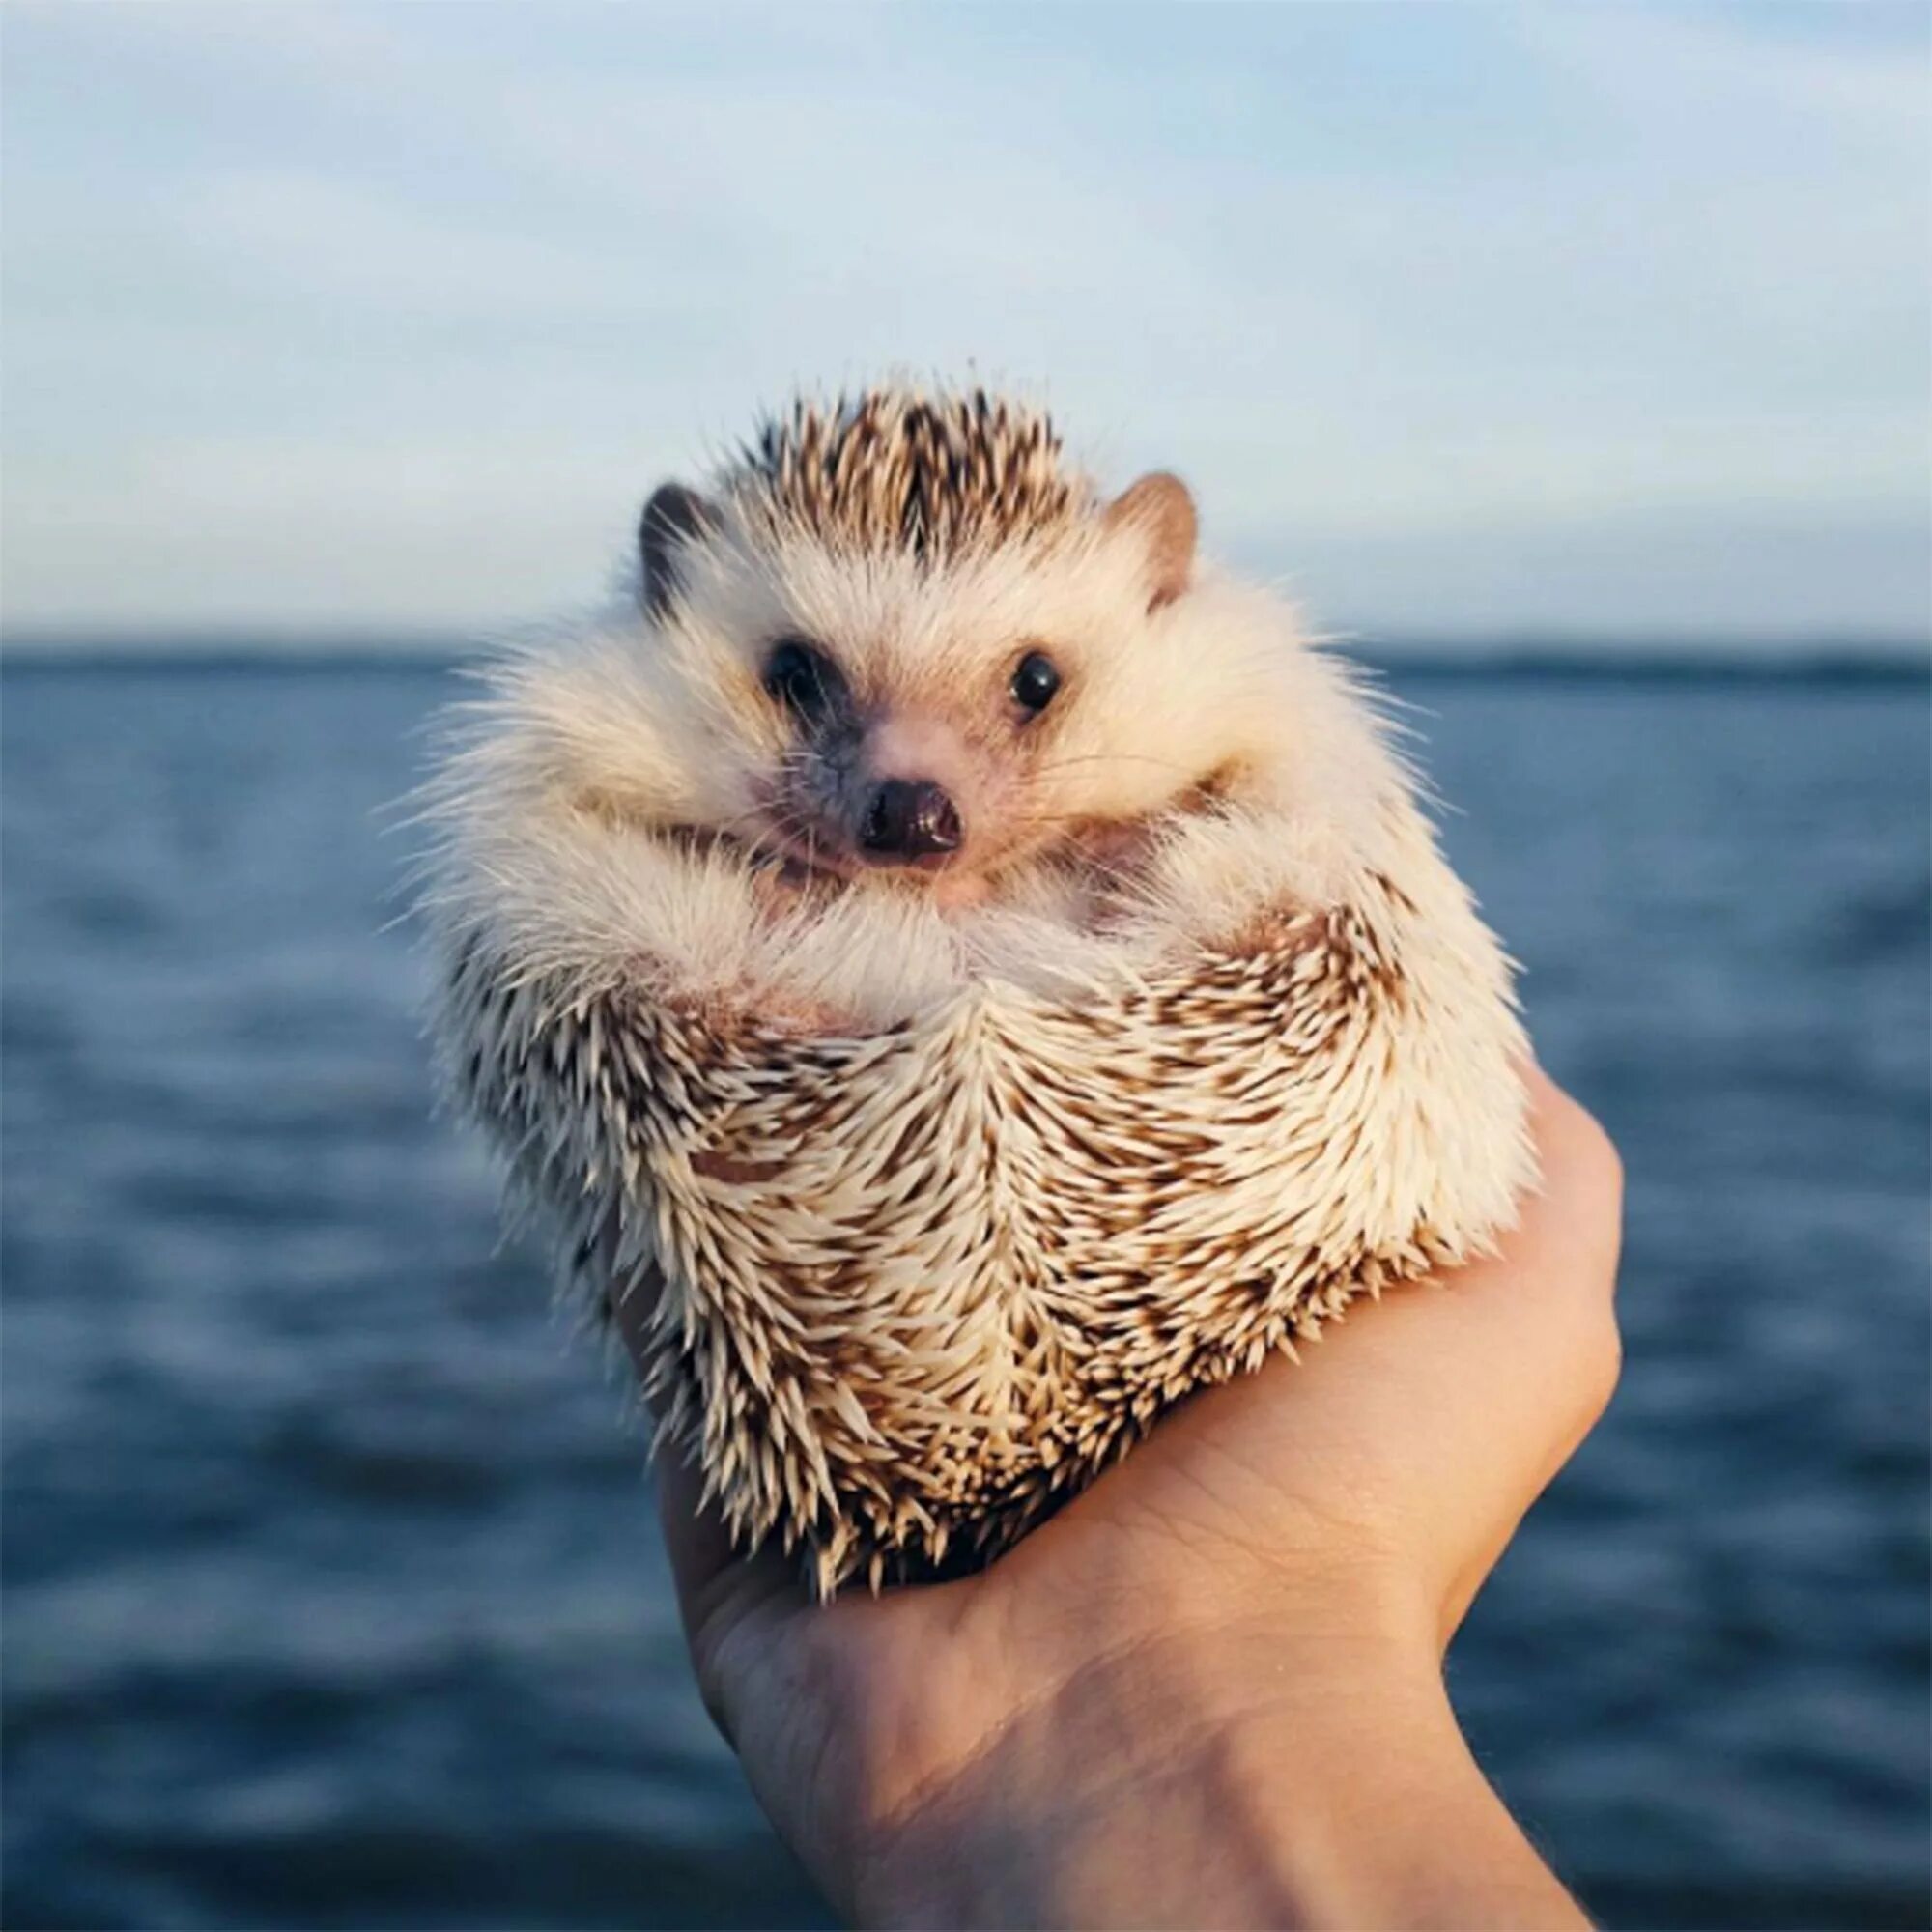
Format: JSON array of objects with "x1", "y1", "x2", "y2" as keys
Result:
[{"x1": 2, "y1": 656, "x2": 1927, "y2": 1930}]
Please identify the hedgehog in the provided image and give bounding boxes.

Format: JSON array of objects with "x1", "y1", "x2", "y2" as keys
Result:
[{"x1": 420, "y1": 384, "x2": 1532, "y2": 1598}]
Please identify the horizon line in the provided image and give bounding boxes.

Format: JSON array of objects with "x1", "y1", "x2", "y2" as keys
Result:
[{"x1": 4, "y1": 626, "x2": 1926, "y2": 681}]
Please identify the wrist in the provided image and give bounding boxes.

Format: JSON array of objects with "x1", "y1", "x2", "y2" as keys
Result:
[{"x1": 850, "y1": 1581, "x2": 1461, "y2": 1929}]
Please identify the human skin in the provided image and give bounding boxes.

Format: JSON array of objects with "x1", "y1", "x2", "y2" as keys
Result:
[{"x1": 639, "y1": 1065, "x2": 1624, "y2": 1929}]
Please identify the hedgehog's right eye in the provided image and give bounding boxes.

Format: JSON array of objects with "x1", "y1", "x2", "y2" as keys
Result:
[{"x1": 763, "y1": 639, "x2": 845, "y2": 723}]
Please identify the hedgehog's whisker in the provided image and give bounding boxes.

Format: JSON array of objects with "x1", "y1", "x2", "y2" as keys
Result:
[{"x1": 1028, "y1": 753, "x2": 1198, "y2": 781}]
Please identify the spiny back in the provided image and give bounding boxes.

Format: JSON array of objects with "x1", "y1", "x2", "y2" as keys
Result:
[{"x1": 727, "y1": 386, "x2": 1091, "y2": 561}]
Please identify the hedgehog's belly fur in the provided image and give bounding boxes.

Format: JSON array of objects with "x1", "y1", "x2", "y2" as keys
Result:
[{"x1": 445, "y1": 882, "x2": 1528, "y2": 1598}]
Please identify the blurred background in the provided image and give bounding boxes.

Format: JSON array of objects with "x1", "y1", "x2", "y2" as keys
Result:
[{"x1": 3, "y1": 6, "x2": 1926, "y2": 1928}]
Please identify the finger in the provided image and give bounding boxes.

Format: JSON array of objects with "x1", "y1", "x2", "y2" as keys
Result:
[
  {"x1": 654, "y1": 1440, "x2": 804, "y2": 1624},
  {"x1": 605, "y1": 1255, "x2": 814, "y2": 1732},
  {"x1": 654, "y1": 1444, "x2": 810, "y2": 1746},
  {"x1": 1509, "y1": 1060, "x2": 1626, "y2": 1311},
  {"x1": 1316, "y1": 1064, "x2": 1625, "y2": 1575},
  {"x1": 1344, "y1": 1063, "x2": 1623, "y2": 1383},
  {"x1": 1423, "y1": 1062, "x2": 1625, "y2": 1417},
  {"x1": 1091, "y1": 1063, "x2": 1624, "y2": 1580},
  {"x1": 602, "y1": 1264, "x2": 766, "y2": 1620}
]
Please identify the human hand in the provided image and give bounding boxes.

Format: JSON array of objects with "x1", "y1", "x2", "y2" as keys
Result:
[{"x1": 640, "y1": 1065, "x2": 1623, "y2": 1928}]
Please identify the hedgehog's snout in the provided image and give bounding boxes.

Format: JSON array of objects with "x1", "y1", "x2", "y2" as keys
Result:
[{"x1": 858, "y1": 778, "x2": 961, "y2": 865}]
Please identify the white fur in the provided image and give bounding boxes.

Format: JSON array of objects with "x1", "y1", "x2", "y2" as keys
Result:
[{"x1": 421, "y1": 515, "x2": 1413, "y2": 1026}]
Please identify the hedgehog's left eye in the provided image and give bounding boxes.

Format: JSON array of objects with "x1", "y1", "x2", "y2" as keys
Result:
[
  {"x1": 1009, "y1": 650, "x2": 1061, "y2": 717},
  {"x1": 764, "y1": 638, "x2": 846, "y2": 723}
]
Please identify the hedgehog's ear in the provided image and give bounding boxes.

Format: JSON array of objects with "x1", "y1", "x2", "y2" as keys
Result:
[
  {"x1": 1102, "y1": 471, "x2": 1197, "y2": 611},
  {"x1": 639, "y1": 482, "x2": 721, "y2": 618}
]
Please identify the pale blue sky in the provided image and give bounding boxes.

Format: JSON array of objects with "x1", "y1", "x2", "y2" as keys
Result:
[{"x1": 4, "y1": 2, "x2": 1926, "y2": 644}]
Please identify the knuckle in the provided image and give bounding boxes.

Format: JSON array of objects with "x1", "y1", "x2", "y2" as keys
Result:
[
  {"x1": 1559, "y1": 1093, "x2": 1624, "y2": 1200},
  {"x1": 1550, "y1": 1092, "x2": 1627, "y2": 1279},
  {"x1": 1578, "y1": 1299, "x2": 1625, "y2": 1415},
  {"x1": 1585, "y1": 1112, "x2": 1626, "y2": 1207},
  {"x1": 686, "y1": 1616, "x2": 744, "y2": 1747}
]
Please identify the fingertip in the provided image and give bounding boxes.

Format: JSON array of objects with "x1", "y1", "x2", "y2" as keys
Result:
[
  {"x1": 653, "y1": 1442, "x2": 742, "y2": 1605},
  {"x1": 1518, "y1": 1061, "x2": 1625, "y2": 1281},
  {"x1": 1524, "y1": 1062, "x2": 1619, "y2": 1184},
  {"x1": 653, "y1": 1441, "x2": 808, "y2": 1645}
]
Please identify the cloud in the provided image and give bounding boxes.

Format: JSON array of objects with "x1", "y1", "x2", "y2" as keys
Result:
[{"x1": 2, "y1": 2, "x2": 1925, "y2": 639}]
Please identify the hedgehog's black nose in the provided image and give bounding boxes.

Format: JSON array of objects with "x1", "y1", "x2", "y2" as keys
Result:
[{"x1": 860, "y1": 779, "x2": 961, "y2": 862}]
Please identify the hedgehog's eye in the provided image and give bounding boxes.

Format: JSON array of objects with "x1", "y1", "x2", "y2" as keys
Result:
[
  {"x1": 763, "y1": 639, "x2": 845, "y2": 722},
  {"x1": 1009, "y1": 650, "x2": 1062, "y2": 718}
]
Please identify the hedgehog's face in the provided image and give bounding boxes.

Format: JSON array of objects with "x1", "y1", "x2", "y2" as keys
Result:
[
  {"x1": 737, "y1": 628, "x2": 1070, "y2": 894},
  {"x1": 629, "y1": 469, "x2": 1268, "y2": 908}
]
